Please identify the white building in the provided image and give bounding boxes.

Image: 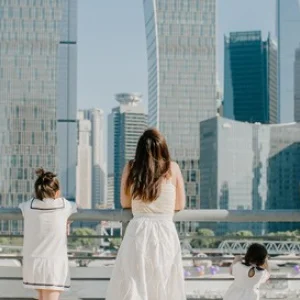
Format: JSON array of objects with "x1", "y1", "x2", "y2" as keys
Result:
[
  {"x1": 107, "y1": 174, "x2": 115, "y2": 209},
  {"x1": 107, "y1": 112, "x2": 115, "y2": 175},
  {"x1": 77, "y1": 109, "x2": 106, "y2": 209},
  {"x1": 76, "y1": 111, "x2": 92, "y2": 209}
]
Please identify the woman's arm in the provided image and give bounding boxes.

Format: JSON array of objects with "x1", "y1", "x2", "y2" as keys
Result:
[
  {"x1": 262, "y1": 259, "x2": 270, "y2": 273},
  {"x1": 230, "y1": 255, "x2": 243, "y2": 275},
  {"x1": 120, "y1": 164, "x2": 132, "y2": 208},
  {"x1": 174, "y1": 163, "x2": 186, "y2": 211}
]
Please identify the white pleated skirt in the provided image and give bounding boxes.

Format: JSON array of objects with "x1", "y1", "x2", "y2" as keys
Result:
[
  {"x1": 22, "y1": 256, "x2": 70, "y2": 291},
  {"x1": 106, "y1": 213, "x2": 186, "y2": 300}
]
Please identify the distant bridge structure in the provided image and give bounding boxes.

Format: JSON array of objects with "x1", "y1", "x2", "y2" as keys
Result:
[{"x1": 218, "y1": 240, "x2": 300, "y2": 255}]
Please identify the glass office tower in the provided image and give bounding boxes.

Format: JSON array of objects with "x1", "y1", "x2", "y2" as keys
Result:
[
  {"x1": 277, "y1": 0, "x2": 300, "y2": 122},
  {"x1": 143, "y1": 1, "x2": 216, "y2": 222},
  {"x1": 224, "y1": 31, "x2": 278, "y2": 124},
  {"x1": 0, "y1": 0, "x2": 77, "y2": 232},
  {"x1": 200, "y1": 117, "x2": 300, "y2": 234}
]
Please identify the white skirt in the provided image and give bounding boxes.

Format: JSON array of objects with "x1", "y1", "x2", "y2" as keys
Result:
[
  {"x1": 22, "y1": 256, "x2": 70, "y2": 291},
  {"x1": 106, "y1": 214, "x2": 186, "y2": 300}
]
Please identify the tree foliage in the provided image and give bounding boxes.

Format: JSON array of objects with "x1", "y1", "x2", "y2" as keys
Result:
[{"x1": 69, "y1": 228, "x2": 97, "y2": 249}]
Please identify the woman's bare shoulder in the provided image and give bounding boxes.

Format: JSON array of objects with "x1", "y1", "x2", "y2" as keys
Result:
[
  {"x1": 169, "y1": 161, "x2": 181, "y2": 177},
  {"x1": 170, "y1": 161, "x2": 180, "y2": 171}
]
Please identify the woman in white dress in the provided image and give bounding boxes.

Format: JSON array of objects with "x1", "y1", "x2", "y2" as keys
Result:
[
  {"x1": 19, "y1": 168, "x2": 77, "y2": 300},
  {"x1": 223, "y1": 243, "x2": 270, "y2": 300},
  {"x1": 106, "y1": 128, "x2": 186, "y2": 300}
]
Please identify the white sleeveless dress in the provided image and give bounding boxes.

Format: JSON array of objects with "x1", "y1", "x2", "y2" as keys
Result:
[
  {"x1": 223, "y1": 262, "x2": 269, "y2": 300},
  {"x1": 19, "y1": 198, "x2": 77, "y2": 291},
  {"x1": 106, "y1": 181, "x2": 186, "y2": 300}
]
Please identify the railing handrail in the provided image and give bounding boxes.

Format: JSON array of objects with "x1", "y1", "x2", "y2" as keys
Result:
[{"x1": 0, "y1": 208, "x2": 300, "y2": 222}]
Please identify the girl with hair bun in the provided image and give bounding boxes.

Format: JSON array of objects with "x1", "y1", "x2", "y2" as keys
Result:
[{"x1": 19, "y1": 168, "x2": 77, "y2": 300}]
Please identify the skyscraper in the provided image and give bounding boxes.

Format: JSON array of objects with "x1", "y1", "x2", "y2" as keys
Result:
[
  {"x1": 111, "y1": 93, "x2": 147, "y2": 209},
  {"x1": 78, "y1": 109, "x2": 106, "y2": 209},
  {"x1": 57, "y1": 0, "x2": 78, "y2": 202},
  {"x1": 223, "y1": 31, "x2": 278, "y2": 124},
  {"x1": 277, "y1": 0, "x2": 300, "y2": 122},
  {"x1": 294, "y1": 46, "x2": 300, "y2": 122},
  {"x1": 0, "y1": 0, "x2": 77, "y2": 232},
  {"x1": 143, "y1": 0, "x2": 216, "y2": 214},
  {"x1": 76, "y1": 111, "x2": 92, "y2": 209}
]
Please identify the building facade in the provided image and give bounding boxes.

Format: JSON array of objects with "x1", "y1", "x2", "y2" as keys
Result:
[
  {"x1": 223, "y1": 31, "x2": 278, "y2": 124},
  {"x1": 76, "y1": 111, "x2": 92, "y2": 209},
  {"x1": 143, "y1": 0, "x2": 217, "y2": 218},
  {"x1": 57, "y1": 0, "x2": 77, "y2": 202},
  {"x1": 107, "y1": 174, "x2": 115, "y2": 209},
  {"x1": 0, "y1": 0, "x2": 77, "y2": 232},
  {"x1": 112, "y1": 93, "x2": 147, "y2": 209},
  {"x1": 277, "y1": 0, "x2": 300, "y2": 122},
  {"x1": 294, "y1": 46, "x2": 300, "y2": 122},
  {"x1": 77, "y1": 109, "x2": 106, "y2": 209},
  {"x1": 200, "y1": 117, "x2": 300, "y2": 234}
]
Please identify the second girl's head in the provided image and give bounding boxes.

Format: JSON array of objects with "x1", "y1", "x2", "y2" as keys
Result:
[
  {"x1": 244, "y1": 243, "x2": 268, "y2": 267},
  {"x1": 126, "y1": 128, "x2": 171, "y2": 202},
  {"x1": 34, "y1": 168, "x2": 60, "y2": 200}
]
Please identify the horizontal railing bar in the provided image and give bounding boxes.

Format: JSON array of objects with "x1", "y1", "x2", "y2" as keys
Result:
[
  {"x1": 0, "y1": 276, "x2": 298, "y2": 281},
  {"x1": 0, "y1": 235, "x2": 122, "y2": 239},
  {"x1": 0, "y1": 298, "x2": 218, "y2": 300},
  {"x1": 0, "y1": 298, "x2": 217, "y2": 300},
  {"x1": 0, "y1": 234, "x2": 298, "y2": 241},
  {"x1": 0, "y1": 255, "x2": 299, "y2": 262},
  {"x1": 1, "y1": 208, "x2": 300, "y2": 222}
]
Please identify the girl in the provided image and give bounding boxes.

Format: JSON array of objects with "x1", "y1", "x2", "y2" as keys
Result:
[
  {"x1": 223, "y1": 243, "x2": 270, "y2": 300},
  {"x1": 106, "y1": 128, "x2": 186, "y2": 300},
  {"x1": 19, "y1": 168, "x2": 77, "y2": 300}
]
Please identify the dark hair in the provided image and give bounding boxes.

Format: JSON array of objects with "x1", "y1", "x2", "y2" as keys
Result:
[
  {"x1": 244, "y1": 243, "x2": 268, "y2": 277},
  {"x1": 125, "y1": 128, "x2": 171, "y2": 202},
  {"x1": 34, "y1": 168, "x2": 60, "y2": 200}
]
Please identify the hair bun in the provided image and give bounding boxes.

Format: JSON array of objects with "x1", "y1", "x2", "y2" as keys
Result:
[
  {"x1": 35, "y1": 168, "x2": 45, "y2": 178},
  {"x1": 43, "y1": 172, "x2": 56, "y2": 181}
]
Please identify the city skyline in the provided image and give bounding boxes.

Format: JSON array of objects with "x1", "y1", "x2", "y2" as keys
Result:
[{"x1": 77, "y1": 0, "x2": 276, "y2": 116}]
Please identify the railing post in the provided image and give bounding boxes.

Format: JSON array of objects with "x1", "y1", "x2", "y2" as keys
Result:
[
  {"x1": 121, "y1": 208, "x2": 132, "y2": 238},
  {"x1": 121, "y1": 221, "x2": 129, "y2": 238}
]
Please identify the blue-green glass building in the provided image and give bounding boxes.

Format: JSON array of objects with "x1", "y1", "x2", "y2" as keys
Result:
[{"x1": 224, "y1": 31, "x2": 278, "y2": 124}]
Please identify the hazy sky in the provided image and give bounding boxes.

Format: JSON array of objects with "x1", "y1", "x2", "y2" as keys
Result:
[{"x1": 77, "y1": 0, "x2": 275, "y2": 115}]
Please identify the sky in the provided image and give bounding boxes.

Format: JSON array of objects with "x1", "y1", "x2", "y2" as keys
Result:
[{"x1": 77, "y1": 0, "x2": 276, "y2": 115}]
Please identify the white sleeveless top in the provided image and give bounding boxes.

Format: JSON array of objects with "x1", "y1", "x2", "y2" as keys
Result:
[{"x1": 131, "y1": 180, "x2": 176, "y2": 215}]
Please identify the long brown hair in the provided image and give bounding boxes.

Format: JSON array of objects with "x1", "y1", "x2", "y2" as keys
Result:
[
  {"x1": 126, "y1": 128, "x2": 171, "y2": 202},
  {"x1": 34, "y1": 168, "x2": 60, "y2": 200}
]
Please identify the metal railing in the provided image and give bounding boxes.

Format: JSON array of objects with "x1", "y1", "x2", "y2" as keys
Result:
[
  {"x1": 1, "y1": 208, "x2": 300, "y2": 222},
  {"x1": 0, "y1": 209, "x2": 300, "y2": 300}
]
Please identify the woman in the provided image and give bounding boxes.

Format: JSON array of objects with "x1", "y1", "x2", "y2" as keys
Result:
[{"x1": 106, "y1": 128, "x2": 186, "y2": 300}]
